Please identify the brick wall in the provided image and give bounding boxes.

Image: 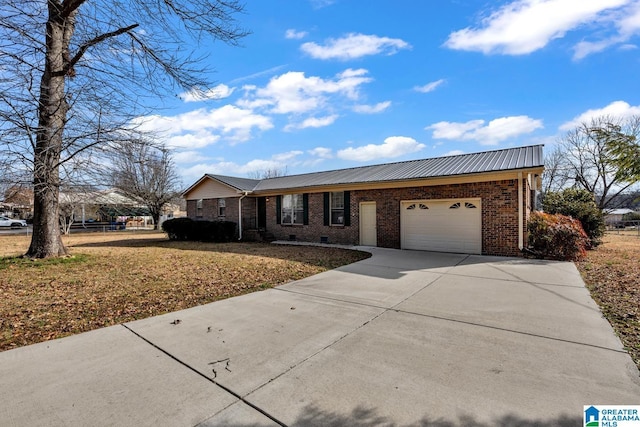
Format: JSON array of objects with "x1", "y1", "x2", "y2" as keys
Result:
[
  {"x1": 186, "y1": 199, "x2": 196, "y2": 218},
  {"x1": 187, "y1": 180, "x2": 528, "y2": 256},
  {"x1": 223, "y1": 197, "x2": 257, "y2": 230},
  {"x1": 265, "y1": 193, "x2": 359, "y2": 245},
  {"x1": 263, "y1": 180, "x2": 526, "y2": 256},
  {"x1": 186, "y1": 196, "x2": 255, "y2": 230}
]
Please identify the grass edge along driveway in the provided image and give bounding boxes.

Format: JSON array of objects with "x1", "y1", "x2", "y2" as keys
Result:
[{"x1": 0, "y1": 232, "x2": 370, "y2": 352}]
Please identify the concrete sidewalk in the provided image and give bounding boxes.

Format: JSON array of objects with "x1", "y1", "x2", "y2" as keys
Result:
[{"x1": 1, "y1": 248, "x2": 638, "y2": 426}]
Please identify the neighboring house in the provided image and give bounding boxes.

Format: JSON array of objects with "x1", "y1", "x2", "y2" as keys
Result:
[
  {"x1": 0, "y1": 202, "x2": 31, "y2": 220},
  {"x1": 158, "y1": 200, "x2": 187, "y2": 229},
  {"x1": 2, "y1": 186, "x2": 34, "y2": 219},
  {"x1": 604, "y1": 208, "x2": 635, "y2": 226},
  {"x1": 182, "y1": 145, "x2": 544, "y2": 257},
  {"x1": 59, "y1": 189, "x2": 153, "y2": 225}
]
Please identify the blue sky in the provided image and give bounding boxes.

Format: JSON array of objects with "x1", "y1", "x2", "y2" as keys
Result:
[{"x1": 134, "y1": 0, "x2": 640, "y2": 183}]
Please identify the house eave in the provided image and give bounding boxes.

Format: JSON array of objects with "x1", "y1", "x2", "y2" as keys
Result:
[
  {"x1": 250, "y1": 167, "x2": 544, "y2": 196},
  {"x1": 182, "y1": 174, "x2": 253, "y2": 198}
]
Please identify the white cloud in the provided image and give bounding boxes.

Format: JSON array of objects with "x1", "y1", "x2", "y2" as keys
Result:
[
  {"x1": 308, "y1": 147, "x2": 333, "y2": 159},
  {"x1": 272, "y1": 150, "x2": 304, "y2": 163},
  {"x1": 353, "y1": 101, "x2": 391, "y2": 114},
  {"x1": 285, "y1": 29, "x2": 308, "y2": 40},
  {"x1": 180, "y1": 151, "x2": 305, "y2": 182},
  {"x1": 301, "y1": 33, "x2": 411, "y2": 60},
  {"x1": 180, "y1": 84, "x2": 235, "y2": 102},
  {"x1": 443, "y1": 150, "x2": 466, "y2": 157},
  {"x1": 166, "y1": 131, "x2": 220, "y2": 149},
  {"x1": 427, "y1": 115, "x2": 543, "y2": 145},
  {"x1": 337, "y1": 136, "x2": 425, "y2": 162},
  {"x1": 132, "y1": 105, "x2": 273, "y2": 145},
  {"x1": 229, "y1": 65, "x2": 288, "y2": 84},
  {"x1": 173, "y1": 150, "x2": 210, "y2": 164},
  {"x1": 285, "y1": 115, "x2": 339, "y2": 131},
  {"x1": 445, "y1": 0, "x2": 628, "y2": 55},
  {"x1": 239, "y1": 69, "x2": 373, "y2": 117},
  {"x1": 619, "y1": 2, "x2": 640, "y2": 34},
  {"x1": 559, "y1": 100, "x2": 640, "y2": 131},
  {"x1": 414, "y1": 79, "x2": 445, "y2": 93},
  {"x1": 572, "y1": 2, "x2": 640, "y2": 59},
  {"x1": 573, "y1": 39, "x2": 617, "y2": 60},
  {"x1": 428, "y1": 120, "x2": 485, "y2": 140}
]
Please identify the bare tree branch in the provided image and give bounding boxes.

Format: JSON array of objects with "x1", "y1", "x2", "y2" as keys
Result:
[
  {"x1": 63, "y1": 23, "x2": 140, "y2": 77},
  {"x1": 0, "y1": 0, "x2": 248, "y2": 257},
  {"x1": 553, "y1": 115, "x2": 640, "y2": 210},
  {"x1": 108, "y1": 139, "x2": 182, "y2": 229}
]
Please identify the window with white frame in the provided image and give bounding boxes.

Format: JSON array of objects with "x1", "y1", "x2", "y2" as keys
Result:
[
  {"x1": 281, "y1": 194, "x2": 304, "y2": 224},
  {"x1": 196, "y1": 199, "x2": 203, "y2": 217},
  {"x1": 331, "y1": 191, "x2": 345, "y2": 225},
  {"x1": 218, "y1": 198, "x2": 226, "y2": 217}
]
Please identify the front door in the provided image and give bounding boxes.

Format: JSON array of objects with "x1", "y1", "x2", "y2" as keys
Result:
[{"x1": 359, "y1": 202, "x2": 377, "y2": 246}]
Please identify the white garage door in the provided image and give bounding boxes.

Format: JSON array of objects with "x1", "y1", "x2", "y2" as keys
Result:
[{"x1": 401, "y1": 199, "x2": 482, "y2": 254}]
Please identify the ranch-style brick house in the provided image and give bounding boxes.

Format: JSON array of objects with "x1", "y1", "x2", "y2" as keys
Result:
[{"x1": 182, "y1": 145, "x2": 544, "y2": 257}]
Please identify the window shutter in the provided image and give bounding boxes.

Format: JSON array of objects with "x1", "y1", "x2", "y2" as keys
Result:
[
  {"x1": 323, "y1": 192, "x2": 330, "y2": 226},
  {"x1": 343, "y1": 191, "x2": 351, "y2": 226},
  {"x1": 276, "y1": 195, "x2": 281, "y2": 224},
  {"x1": 303, "y1": 193, "x2": 309, "y2": 225}
]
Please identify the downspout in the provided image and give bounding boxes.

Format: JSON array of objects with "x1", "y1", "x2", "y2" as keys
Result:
[
  {"x1": 238, "y1": 192, "x2": 249, "y2": 240},
  {"x1": 518, "y1": 172, "x2": 524, "y2": 250}
]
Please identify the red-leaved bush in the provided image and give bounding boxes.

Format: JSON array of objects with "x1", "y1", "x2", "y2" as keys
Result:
[{"x1": 527, "y1": 212, "x2": 589, "y2": 261}]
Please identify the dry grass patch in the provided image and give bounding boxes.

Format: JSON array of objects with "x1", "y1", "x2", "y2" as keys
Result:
[
  {"x1": 0, "y1": 232, "x2": 369, "y2": 351},
  {"x1": 576, "y1": 232, "x2": 640, "y2": 370}
]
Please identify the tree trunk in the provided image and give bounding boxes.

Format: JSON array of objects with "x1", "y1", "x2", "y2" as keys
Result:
[
  {"x1": 26, "y1": 4, "x2": 74, "y2": 258},
  {"x1": 151, "y1": 208, "x2": 161, "y2": 231}
]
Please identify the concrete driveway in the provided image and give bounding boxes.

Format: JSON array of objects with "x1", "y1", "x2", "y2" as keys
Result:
[{"x1": 1, "y1": 247, "x2": 638, "y2": 426}]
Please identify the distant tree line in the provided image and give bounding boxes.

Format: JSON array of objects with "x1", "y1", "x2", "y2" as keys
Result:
[{"x1": 543, "y1": 115, "x2": 640, "y2": 210}]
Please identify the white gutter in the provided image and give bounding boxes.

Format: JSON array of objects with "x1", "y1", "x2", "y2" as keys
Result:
[
  {"x1": 238, "y1": 192, "x2": 249, "y2": 240},
  {"x1": 518, "y1": 172, "x2": 523, "y2": 250}
]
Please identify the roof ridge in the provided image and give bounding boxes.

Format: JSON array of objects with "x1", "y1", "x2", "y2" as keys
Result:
[
  {"x1": 184, "y1": 145, "x2": 544, "y2": 196},
  {"x1": 259, "y1": 144, "x2": 544, "y2": 182}
]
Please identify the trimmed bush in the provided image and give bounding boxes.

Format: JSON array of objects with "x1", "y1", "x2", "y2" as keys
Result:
[
  {"x1": 162, "y1": 217, "x2": 194, "y2": 241},
  {"x1": 527, "y1": 212, "x2": 589, "y2": 261},
  {"x1": 542, "y1": 188, "x2": 605, "y2": 248},
  {"x1": 162, "y1": 218, "x2": 237, "y2": 242},
  {"x1": 196, "y1": 220, "x2": 237, "y2": 242}
]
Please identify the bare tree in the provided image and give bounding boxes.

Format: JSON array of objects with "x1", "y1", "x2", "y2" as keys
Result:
[
  {"x1": 554, "y1": 115, "x2": 640, "y2": 210},
  {"x1": 3, "y1": 184, "x2": 33, "y2": 207},
  {"x1": 541, "y1": 146, "x2": 567, "y2": 194},
  {"x1": 0, "y1": 1, "x2": 248, "y2": 258},
  {"x1": 110, "y1": 141, "x2": 182, "y2": 230},
  {"x1": 58, "y1": 189, "x2": 84, "y2": 235}
]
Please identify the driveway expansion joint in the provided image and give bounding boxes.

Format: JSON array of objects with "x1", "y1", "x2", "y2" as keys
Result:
[
  {"x1": 390, "y1": 308, "x2": 629, "y2": 354},
  {"x1": 120, "y1": 324, "x2": 288, "y2": 427},
  {"x1": 244, "y1": 306, "x2": 388, "y2": 399},
  {"x1": 275, "y1": 284, "x2": 627, "y2": 355}
]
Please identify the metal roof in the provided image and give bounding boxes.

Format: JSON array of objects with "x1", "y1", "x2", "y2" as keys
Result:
[
  {"x1": 206, "y1": 174, "x2": 260, "y2": 192},
  {"x1": 251, "y1": 145, "x2": 544, "y2": 192},
  {"x1": 604, "y1": 208, "x2": 635, "y2": 215}
]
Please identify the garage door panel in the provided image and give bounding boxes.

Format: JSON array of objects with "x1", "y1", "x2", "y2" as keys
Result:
[{"x1": 401, "y1": 199, "x2": 481, "y2": 254}]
